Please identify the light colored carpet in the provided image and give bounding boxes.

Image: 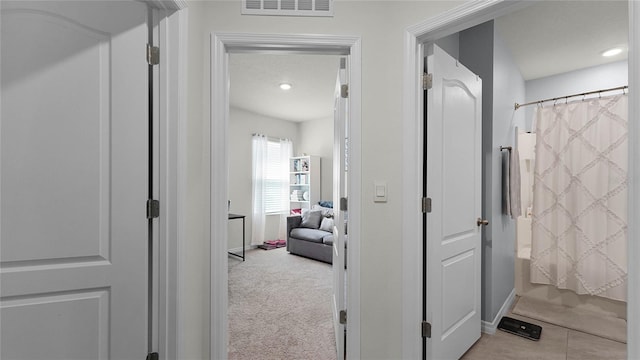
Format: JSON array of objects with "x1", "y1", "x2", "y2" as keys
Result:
[
  {"x1": 228, "y1": 247, "x2": 337, "y2": 360},
  {"x1": 511, "y1": 296, "x2": 627, "y2": 343}
]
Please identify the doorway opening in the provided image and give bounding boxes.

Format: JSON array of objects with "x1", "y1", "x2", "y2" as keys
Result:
[
  {"x1": 210, "y1": 33, "x2": 362, "y2": 360},
  {"x1": 226, "y1": 52, "x2": 340, "y2": 359},
  {"x1": 402, "y1": 1, "x2": 639, "y2": 359}
]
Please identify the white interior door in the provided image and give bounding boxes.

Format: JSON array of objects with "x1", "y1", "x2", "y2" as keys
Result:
[
  {"x1": 424, "y1": 44, "x2": 482, "y2": 359},
  {"x1": 1, "y1": 2, "x2": 150, "y2": 359},
  {"x1": 332, "y1": 58, "x2": 348, "y2": 360}
]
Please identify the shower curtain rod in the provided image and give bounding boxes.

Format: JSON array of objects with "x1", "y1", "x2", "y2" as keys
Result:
[{"x1": 514, "y1": 85, "x2": 628, "y2": 110}]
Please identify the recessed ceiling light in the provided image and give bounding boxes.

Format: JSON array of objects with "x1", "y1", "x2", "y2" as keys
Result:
[
  {"x1": 602, "y1": 47, "x2": 623, "y2": 57},
  {"x1": 279, "y1": 83, "x2": 292, "y2": 90}
]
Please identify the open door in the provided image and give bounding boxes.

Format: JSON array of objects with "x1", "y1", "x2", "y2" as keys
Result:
[
  {"x1": 332, "y1": 58, "x2": 348, "y2": 360},
  {"x1": 1, "y1": 2, "x2": 150, "y2": 358},
  {"x1": 423, "y1": 44, "x2": 483, "y2": 359}
]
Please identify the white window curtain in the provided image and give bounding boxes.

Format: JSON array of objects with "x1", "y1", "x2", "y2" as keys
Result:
[
  {"x1": 530, "y1": 94, "x2": 628, "y2": 301},
  {"x1": 251, "y1": 135, "x2": 292, "y2": 245},
  {"x1": 251, "y1": 135, "x2": 268, "y2": 246}
]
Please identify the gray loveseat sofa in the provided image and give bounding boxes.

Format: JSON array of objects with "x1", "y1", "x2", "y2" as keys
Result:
[{"x1": 286, "y1": 205, "x2": 335, "y2": 264}]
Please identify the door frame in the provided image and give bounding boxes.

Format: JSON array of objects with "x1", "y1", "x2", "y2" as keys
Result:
[
  {"x1": 0, "y1": 1, "x2": 186, "y2": 358},
  {"x1": 210, "y1": 32, "x2": 362, "y2": 360},
  {"x1": 401, "y1": 1, "x2": 640, "y2": 359},
  {"x1": 146, "y1": 1, "x2": 188, "y2": 358}
]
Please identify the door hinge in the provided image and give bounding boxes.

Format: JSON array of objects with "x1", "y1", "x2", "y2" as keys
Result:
[
  {"x1": 422, "y1": 321, "x2": 432, "y2": 338},
  {"x1": 422, "y1": 197, "x2": 432, "y2": 213},
  {"x1": 339, "y1": 310, "x2": 347, "y2": 324},
  {"x1": 340, "y1": 197, "x2": 348, "y2": 211},
  {"x1": 146, "y1": 352, "x2": 159, "y2": 360},
  {"x1": 147, "y1": 44, "x2": 159, "y2": 65},
  {"x1": 423, "y1": 73, "x2": 432, "y2": 90},
  {"x1": 341, "y1": 84, "x2": 349, "y2": 98},
  {"x1": 147, "y1": 199, "x2": 160, "y2": 219}
]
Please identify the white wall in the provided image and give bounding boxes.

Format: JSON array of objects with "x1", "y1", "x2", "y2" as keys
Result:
[
  {"x1": 227, "y1": 110, "x2": 334, "y2": 250},
  {"x1": 298, "y1": 116, "x2": 333, "y2": 201},
  {"x1": 185, "y1": 1, "x2": 463, "y2": 358},
  {"x1": 228, "y1": 107, "x2": 300, "y2": 248},
  {"x1": 524, "y1": 60, "x2": 628, "y2": 131}
]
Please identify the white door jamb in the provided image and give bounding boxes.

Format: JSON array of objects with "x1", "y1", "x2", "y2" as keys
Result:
[
  {"x1": 146, "y1": 1, "x2": 188, "y2": 359},
  {"x1": 210, "y1": 32, "x2": 362, "y2": 360}
]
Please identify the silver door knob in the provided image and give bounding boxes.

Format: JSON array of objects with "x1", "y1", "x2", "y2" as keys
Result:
[{"x1": 477, "y1": 218, "x2": 489, "y2": 226}]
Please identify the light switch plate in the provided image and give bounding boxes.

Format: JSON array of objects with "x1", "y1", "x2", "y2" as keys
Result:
[{"x1": 374, "y1": 181, "x2": 387, "y2": 202}]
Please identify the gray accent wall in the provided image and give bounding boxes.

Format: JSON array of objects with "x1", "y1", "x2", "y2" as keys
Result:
[
  {"x1": 435, "y1": 32, "x2": 460, "y2": 61},
  {"x1": 490, "y1": 31, "x2": 525, "y2": 320},
  {"x1": 459, "y1": 21, "x2": 496, "y2": 323},
  {"x1": 457, "y1": 20, "x2": 524, "y2": 323}
]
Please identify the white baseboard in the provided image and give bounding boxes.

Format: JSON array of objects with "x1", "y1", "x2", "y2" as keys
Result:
[{"x1": 481, "y1": 289, "x2": 516, "y2": 335}]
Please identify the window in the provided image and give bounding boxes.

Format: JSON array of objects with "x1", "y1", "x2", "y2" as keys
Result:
[{"x1": 263, "y1": 140, "x2": 290, "y2": 214}]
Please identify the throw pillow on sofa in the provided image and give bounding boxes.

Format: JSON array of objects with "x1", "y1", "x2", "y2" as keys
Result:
[
  {"x1": 319, "y1": 217, "x2": 334, "y2": 232},
  {"x1": 312, "y1": 204, "x2": 334, "y2": 218},
  {"x1": 300, "y1": 210, "x2": 323, "y2": 229}
]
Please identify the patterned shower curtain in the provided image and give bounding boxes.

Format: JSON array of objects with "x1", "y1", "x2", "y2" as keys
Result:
[{"x1": 530, "y1": 94, "x2": 628, "y2": 302}]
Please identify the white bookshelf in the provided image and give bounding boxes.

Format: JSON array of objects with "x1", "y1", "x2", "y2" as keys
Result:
[{"x1": 289, "y1": 155, "x2": 320, "y2": 213}]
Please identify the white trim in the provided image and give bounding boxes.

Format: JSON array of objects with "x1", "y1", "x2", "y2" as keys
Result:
[
  {"x1": 149, "y1": 4, "x2": 188, "y2": 360},
  {"x1": 151, "y1": 7, "x2": 161, "y2": 355},
  {"x1": 175, "y1": 8, "x2": 188, "y2": 358},
  {"x1": 402, "y1": 1, "x2": 638, "y2": 359},
  {"x1": 400, "y1": 28, "x2": 424, "y2": 360},
  {"x1": 211, "y1": 32, "x2": 230, "y2": 360},
  {"x1": 210, "y1": 32, "x2": 362, "y2": 360},
  {"x1": 160, "y1": 8, "x2": 188, "y2": 360},
  {"x1": 480, "y1": 289, "x2": 516, "y2": 335}
]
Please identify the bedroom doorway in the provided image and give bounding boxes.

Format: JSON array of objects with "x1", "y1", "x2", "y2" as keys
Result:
[
  {"x1": 226, "y1": 52, "x2": 340, "y2": 359},
  {"x1": 210, "y1": 33, "x2": 362, "y2": 360}
]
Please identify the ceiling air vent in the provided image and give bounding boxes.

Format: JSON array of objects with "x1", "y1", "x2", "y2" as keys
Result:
[{"x1": 242, "y1": 0, "x2": 333, "y2": 17}]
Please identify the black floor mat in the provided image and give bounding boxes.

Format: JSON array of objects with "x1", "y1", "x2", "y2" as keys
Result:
[{"x1": 497, "y1": 316, "x2": 542, "y2": 341}]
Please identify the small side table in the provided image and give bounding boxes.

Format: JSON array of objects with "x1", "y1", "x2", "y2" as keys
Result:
[{"x1": 228, "y1": 213, "x2": 245, "y2": 261}]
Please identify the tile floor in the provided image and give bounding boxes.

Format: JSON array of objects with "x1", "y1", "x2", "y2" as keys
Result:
[{"x1": 461, "y1": 312, "x2": 627, "y2": 360}]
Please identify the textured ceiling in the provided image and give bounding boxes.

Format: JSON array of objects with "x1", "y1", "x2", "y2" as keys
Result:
[
  {"x1": 495, "y1": 0, "x2": 628, "y2": 81},
  {"x1": 229, "y1": 1, "x2": 628, "y2": 122},
  {"x1": 229, "y1": 53, "x2": 341, "y2": 122}
]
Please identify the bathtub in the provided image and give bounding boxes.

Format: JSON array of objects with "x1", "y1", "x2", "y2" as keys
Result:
[{"x1": 515, "y1": 216, "x2": 627, "y2": 319}]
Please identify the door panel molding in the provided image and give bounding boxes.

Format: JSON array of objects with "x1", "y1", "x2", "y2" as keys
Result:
[{"x1": 1, "y1": 2, "x2": 149, "y2": 358}]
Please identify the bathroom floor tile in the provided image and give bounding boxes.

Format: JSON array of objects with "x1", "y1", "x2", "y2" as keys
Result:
[
  {"x1": 461, "y1": 314, "x2": 568, "y2": 360},
  {"x1": 461, "y1": 312, "x2": 627, "y2": 360},
  {"x1": 566, "y1": 330, "x2": 626, "y2": 360}
]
